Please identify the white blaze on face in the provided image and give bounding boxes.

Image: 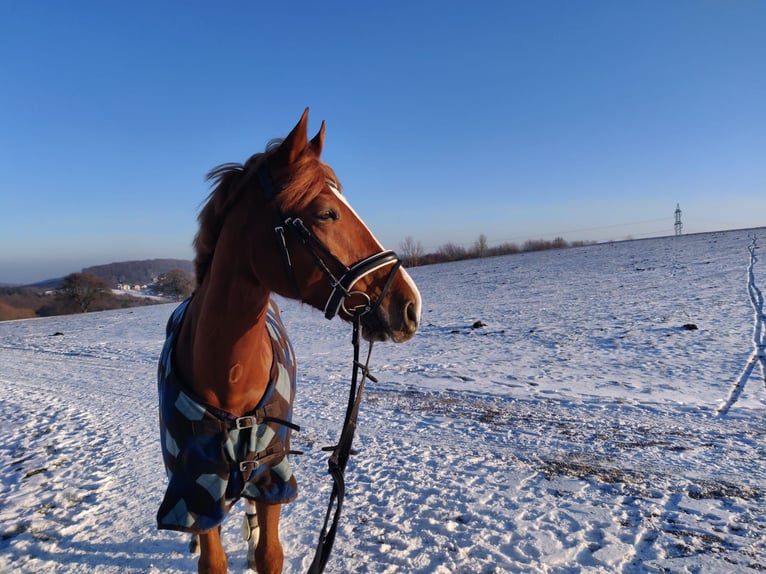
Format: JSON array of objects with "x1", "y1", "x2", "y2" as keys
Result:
[{"x1": 326, "y1": 180, "x2": 422, "y2": 323}]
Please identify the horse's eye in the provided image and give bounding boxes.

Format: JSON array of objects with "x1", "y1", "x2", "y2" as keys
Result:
[{"x1": 317, "y1": 209, "x2": 339, "y2": 222}]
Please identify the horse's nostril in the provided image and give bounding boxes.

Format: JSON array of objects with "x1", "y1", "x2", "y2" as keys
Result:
[{"x1": 405, "y1": 300, "x2": 419, "y2": 329}]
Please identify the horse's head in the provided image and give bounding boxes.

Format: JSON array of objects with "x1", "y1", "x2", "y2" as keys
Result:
[{"x1": 196, "y1": 109, "x2": 420, "y2": 343}]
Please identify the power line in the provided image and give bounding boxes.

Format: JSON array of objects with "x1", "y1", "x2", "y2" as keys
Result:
[
  {"x1": 490, "y1": 217, "x2": 673, "y2": 245},
  {"x1": 415, "y1": 217, "x2": 674, "y2": 251}
]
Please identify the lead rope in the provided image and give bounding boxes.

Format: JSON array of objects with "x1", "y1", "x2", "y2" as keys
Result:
[{"x1": 307, "y1": 314, "x2": 375, "y2": 574}]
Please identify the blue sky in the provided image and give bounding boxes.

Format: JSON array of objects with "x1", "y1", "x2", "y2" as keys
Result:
[{"x1": 1, "y1": 1, "x2": 764, "y2": 284}]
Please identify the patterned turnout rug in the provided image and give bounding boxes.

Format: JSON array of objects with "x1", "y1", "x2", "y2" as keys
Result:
[{"x1": 156, "y1": 298, "x2": 298, "y2": 533}]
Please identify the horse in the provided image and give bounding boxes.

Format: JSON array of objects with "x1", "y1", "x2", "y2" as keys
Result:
[{"x1": 156, "y1": 108, "x2": 421, "y2": 574}]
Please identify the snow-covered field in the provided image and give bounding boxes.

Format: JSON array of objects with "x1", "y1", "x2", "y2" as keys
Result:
[{"x1": 1, "y1": 228, "x2": 765, "y2": 573}]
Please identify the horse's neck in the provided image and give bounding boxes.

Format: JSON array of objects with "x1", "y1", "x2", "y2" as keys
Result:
[{"x1": 176, "y1": 277, "x2": 274, "y2": 417}]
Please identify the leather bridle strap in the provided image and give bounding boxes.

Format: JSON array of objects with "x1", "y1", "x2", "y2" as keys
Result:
[{"x1": 274, "y1": 224, "x2": 303, "y2": 304}]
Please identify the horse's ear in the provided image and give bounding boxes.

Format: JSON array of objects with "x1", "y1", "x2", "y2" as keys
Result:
[
  {"x1": 309, "y1": 120, "x2": 325, "y2": 157},
  {"x1": 273, "y1": 108, "x2": 310, "y2": 166}
]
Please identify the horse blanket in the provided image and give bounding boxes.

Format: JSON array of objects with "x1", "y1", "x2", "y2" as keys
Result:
[{"x1": 156, "y1": 298, "x2": 298, "y2": 533}]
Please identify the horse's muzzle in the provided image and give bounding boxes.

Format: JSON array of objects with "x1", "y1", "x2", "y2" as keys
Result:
[{"x1": 360, "y1": 276, "x2": 420, "y2": 343}]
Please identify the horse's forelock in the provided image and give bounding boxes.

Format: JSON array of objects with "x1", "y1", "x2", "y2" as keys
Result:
[{"x1": 276, "y1": 153, "x2": 336, "y2": 213}]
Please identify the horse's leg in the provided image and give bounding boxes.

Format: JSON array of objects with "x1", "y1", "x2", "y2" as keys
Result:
[
  {"x1": 197, "y1": 527, "x2": 227, "y2": 574},
  {"x1": 250, "y1": 502, "x2": 283, "y2": 574}
]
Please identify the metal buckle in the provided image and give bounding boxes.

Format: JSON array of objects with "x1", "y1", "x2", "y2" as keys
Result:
[
  {"x1": 235, "y1": 416, "x2": 257, "y2": 429},
  {"x1": 341, "y1": 291, "x2": 371, "y2": 317},
  {"x1": 323, "y1": 251, "x2": 399, "y2": 319},
  {"x1": 240, "y1": 460, "x2": 259, "y2": 472}
]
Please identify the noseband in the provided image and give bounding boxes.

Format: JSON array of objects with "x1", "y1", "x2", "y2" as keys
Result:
[{"x1": 260, "y1": 162, "x2": 403, "y2": 320}]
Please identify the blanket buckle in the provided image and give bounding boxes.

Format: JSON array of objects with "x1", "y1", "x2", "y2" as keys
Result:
[
  {"x1": 235, "y1": 415, "x2": 258, "y2": 429},
  {"x1": 239, "y1": 460, "x2": 260, "y2": 472}
]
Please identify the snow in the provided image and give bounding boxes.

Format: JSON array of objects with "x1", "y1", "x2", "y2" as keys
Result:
[{"x1": 2, "y1": 227, "x2": 765, "y2": 573}]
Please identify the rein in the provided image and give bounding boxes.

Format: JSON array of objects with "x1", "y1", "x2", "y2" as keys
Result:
[
  {"x1": 281, "y1": 218, "x2": 399, "y2": 573},
  {"x1": 308, "y1": 313, "x2": 375, "y2": 574}
]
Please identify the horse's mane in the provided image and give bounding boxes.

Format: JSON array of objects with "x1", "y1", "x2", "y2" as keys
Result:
[{"x1": 193, "y1": 140, "x2": 339, "y2": 286}]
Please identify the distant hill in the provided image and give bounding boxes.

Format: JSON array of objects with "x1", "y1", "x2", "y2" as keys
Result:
[
  {"x1": 28, "y1": 277, "x2": 66, "y2": 289},
  {"x1": 83, "y1": 259, "x2": 193, "y2": 286}
]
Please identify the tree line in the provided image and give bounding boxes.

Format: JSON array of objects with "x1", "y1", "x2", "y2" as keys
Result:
[
  {"x1": 398, "y1": 234, "x2": 595, "y2": 267},
  {"x1": 0, "y1": 236, "x2": 592, "y2": 321},
  {"x1": 83, "y1": 258, "x2": 194, "y2": 286}
]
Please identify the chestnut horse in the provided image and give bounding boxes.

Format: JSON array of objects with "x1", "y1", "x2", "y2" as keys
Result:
[{"x1": 156, "y1": 109, "x2": 421, "y2": 574}]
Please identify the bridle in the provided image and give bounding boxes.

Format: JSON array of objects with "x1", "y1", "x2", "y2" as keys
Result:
[
  {"x1": 257, "y1": 160, "x2": 402, "y2": 573},
  {"x1": 258, "y1": 160, "x2": 403, "y2": 321},
  {"x1": 275, "y1": 217, "x2": 402, "y2": 319}
]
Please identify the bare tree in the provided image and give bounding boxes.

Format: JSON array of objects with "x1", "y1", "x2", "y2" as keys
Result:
[
  {"x1": 153, "y1": 270, "x2": 194, "y2": 300},
  {"x1": 438, "y1": 242, "x2": 468, "y2": 261},
  {"x1": 399, "y1": 236, "x2": 425, "y2": 266},
  {"x1": 473, "y1": 234, "x2": 488, "y2": 258},
  {"x1": 59, "y1": 273, "x2": 109, "y2": 313}
]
